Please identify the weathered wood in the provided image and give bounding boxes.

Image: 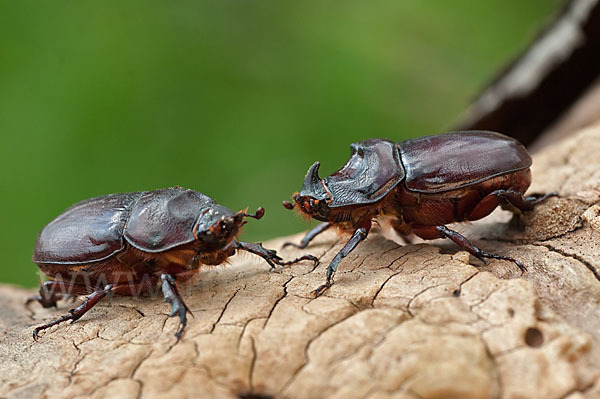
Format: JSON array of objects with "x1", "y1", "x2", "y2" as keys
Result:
[{"x1": 2, "y1": 125, "x2": 600, "y2": 399}]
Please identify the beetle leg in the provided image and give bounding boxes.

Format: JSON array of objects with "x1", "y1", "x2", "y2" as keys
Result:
[
  {"x1": 468, "y1": 190, "x2": 558, "y2": 220},
  {"x1": 282, "y1": 222, "x2": 331, "y2": 249},
  {"x1": 314, "y1": 226, "x2": 369, "y2": 297},
  {"x1": 412, "y1": 225, "x2": 526, "y2": 274},
  {"x1": 26, "y1": 281, "x2": 65, "y2": 309},
  {"x1": 236, "y1": 241, "x2": 319, "y2": 268},
  {"x1": 161, "y1": 273, "x2": 192, "y2": 340},
  {"x1": 32, "y1": 285, "x2": 113, "y2": 341},
  {"x1": 498, "y1": 190, "x2": 558, "y2": 211}
]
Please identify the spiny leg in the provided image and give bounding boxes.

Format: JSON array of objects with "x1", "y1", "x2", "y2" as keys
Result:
[
  {"x1": 161, "y1": 273, "x2": 192, "y2": 340},
  {"x1": 32, "y1": 284, "x2": 112, "y2": 340},
  {"x1": 236, "y1": 241, "x2": 318, "y2": 268},
  {"x1": 314, "y1": 226, "x2": 369, "y2": 297},
  {"x1": 283, "y1": 222, "x2": 331, "y2": 249},
  {"x1": 412, "y1": 224, "x2": 526, "y2": 274}
]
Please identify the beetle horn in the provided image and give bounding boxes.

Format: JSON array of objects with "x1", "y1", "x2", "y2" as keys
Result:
[
  {"x1": 299, "y1": 161, "x2": 329, "y2": 200},
  {"x1": 302, "y1": 162, "x2": 322, "y2": 192}
]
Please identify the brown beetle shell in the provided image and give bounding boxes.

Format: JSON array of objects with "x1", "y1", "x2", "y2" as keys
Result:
[
  {"x1": 33, "y1": 187, "x2": 232, "y2": 265},
  {"x1": 400, "y1": 131, "x2": 531, "y2": 193},
  {"x1": 306, "y1": 131, "x2": 531, "y2": 209},
  {"x1": 293, "y1": 131, "x2": 535, "y2": 227}
]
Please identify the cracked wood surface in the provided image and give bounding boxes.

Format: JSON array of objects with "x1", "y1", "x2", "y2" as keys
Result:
[{"x1": 3, "y1": 125, "x2": 600, "y2": 399}]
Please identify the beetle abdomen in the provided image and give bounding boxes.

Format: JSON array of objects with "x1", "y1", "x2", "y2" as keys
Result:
[
  {"x1": 399, "y1": 131, "x2": 531, "y2": 193},
  {"x1": 33, "y1": 192, "x2": 143, "y2": 264},
  {"x1": 396, "y1": 168, "x2": 532, "y2": 226}
]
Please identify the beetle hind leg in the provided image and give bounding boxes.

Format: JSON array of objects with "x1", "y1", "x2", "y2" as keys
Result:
[
  {"x1": 412, "y1": 225, "x2": 526, "y2": 274},
  {"x1": 468, "y1": 190, "x2": 558, "y2": 220},
  {"x1": 508, "y1": 191, "x2": 558, "y2": 211},
  {"x1": 32, "y1": 285, "x2": 112, "y2": 340},
  {"x1": 161, "y1": 273, "x2": 192, "y2": 340}
]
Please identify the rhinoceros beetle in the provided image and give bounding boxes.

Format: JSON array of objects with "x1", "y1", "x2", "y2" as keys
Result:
[
  {"x1": 29, "y1": 187, "x2": 317, "y2": 340},
  {"x1": 283, "y1": 131, "x2": 557, "y2": 296}
]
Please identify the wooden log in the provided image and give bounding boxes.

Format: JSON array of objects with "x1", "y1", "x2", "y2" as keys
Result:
[{"x1": 2, "y1": 124, "x2": 600, "y2": 399}]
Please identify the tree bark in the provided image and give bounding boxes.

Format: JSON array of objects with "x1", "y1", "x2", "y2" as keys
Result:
[{"x1": 2, "y1": 125, "x2": 600, "y2": 399}]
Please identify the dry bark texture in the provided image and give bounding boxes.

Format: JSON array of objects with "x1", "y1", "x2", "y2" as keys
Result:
[{"x1": 3, "y1": 125, "x2": 600, "y2": 399}]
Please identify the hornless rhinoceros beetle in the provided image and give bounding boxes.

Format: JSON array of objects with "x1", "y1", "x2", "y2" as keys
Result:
[
  {"x1": 283, "y1": 131, "x2": 556, "y2": 296},
  {"x1": 29, "y1": 187, "x2": 317, "y2": 340}
]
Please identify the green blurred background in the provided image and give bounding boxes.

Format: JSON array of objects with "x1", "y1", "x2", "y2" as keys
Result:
[{"x1": 0, "y1": 1, "x2": 558, "y2": 287}]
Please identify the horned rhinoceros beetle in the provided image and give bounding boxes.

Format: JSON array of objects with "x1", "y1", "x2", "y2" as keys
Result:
[
  {"x1": 283, "y1": 131, "x2": 556, "y2": 296},
  {"x1": 30, "y1": 187, "x2": 317, "y2": 340}
]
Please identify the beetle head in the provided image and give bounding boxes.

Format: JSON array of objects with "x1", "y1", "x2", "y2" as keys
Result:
[
  {"x1": 286, "y1": 162, "x2": 333, "y2": 222},
  {"x1": 192, "y1": 204, "x2": 245, "y2": 246},
  {"x1": 193, "y1": 205, "x2": 267, "y2": 248},
  {"x1": 285, "y1": 139, "x2": 405, "y2": 222}
]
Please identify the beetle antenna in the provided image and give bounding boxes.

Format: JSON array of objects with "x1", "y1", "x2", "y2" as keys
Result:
[
  {"x1": 282, "y1": 201, "x2": 295, "y2": 210},
  {"x1": 243, "y1": 207, "x2": 265, "y2": 220}
]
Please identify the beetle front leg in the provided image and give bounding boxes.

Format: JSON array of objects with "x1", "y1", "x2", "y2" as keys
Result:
[
  {"x1": 236, "y1": 241, "x2": 318, "y2": 268},
  {"x1": 32, "y1": 284, "x2": 113, "y2": 340},
  {"x1": 412, "y1": 224, "x2": 526, "y2": 274},
  {"x1": 314, "y1": 225, "x2": 369, "y2": 297},
  {"x1": 161, "y1": 273, "x2": 192, "y2": 340},
  {"x1": 283, "y1": 222, "x2": 331, "y2": 249}
]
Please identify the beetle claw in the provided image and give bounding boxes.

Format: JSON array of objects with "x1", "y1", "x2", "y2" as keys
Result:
[
  {"x1": 296, "y1": 254, "x2": 319, "y2": 266},
  {"x1": 473, "y1": 250, "x2": 528, "y2": 275},
  {"x1": 161, "y1": 274, "x2": 191, "y2": 340},
  {"x1": 273, "y1": 254, "x2": 319, "y2": 267},
  {"x1": 314, "y1": 283, "x2": 330, "y2": 298},
  {"x1": 514, "y1": 260, "x2": 527, "y2": 275},
  {"x1": 236, "y1": 241, "x2": 318, "y2": 269}
]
